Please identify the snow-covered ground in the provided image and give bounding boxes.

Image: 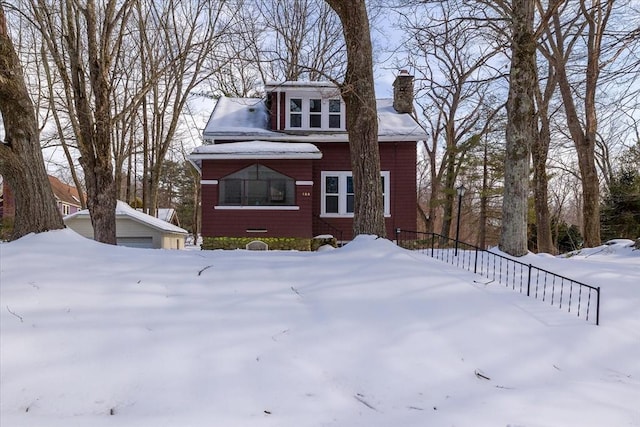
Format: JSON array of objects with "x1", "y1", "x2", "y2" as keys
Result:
[{"x1": 1, "y1": 230, "x2": 639, "y2": 426}]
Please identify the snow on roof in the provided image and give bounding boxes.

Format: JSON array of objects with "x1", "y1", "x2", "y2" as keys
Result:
[
  {"x1": 376, "y1": 98, "x2": 425, "y2": 139},
  {"x1": 65, "y1": 201, "x2": 188, "y2": 234},
  {"x1": 203, "y1": 97, "x2": 277, "y2": 140},
  {"x1": 264, "y1": 80, "x2": 337, "y2": 89},
  {"x1": 191, "y1": 140, "x2": 322, "y2": 158},
  {"x1": 156, "y1": 208, "x2": 176, "y2": 223},
  {"x1": 202, "y1": 96, "x2": 426, "y2": 143}
]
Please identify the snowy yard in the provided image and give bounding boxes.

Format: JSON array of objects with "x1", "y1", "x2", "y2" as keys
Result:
[{"x1": 1, "y1": 230, "x2": 639, "y2": 426}]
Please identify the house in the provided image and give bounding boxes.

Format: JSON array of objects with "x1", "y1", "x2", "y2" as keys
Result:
[
  {"x1": 188, "y1": 71, "x2": 426, "y2": 250},
  {"x1": 48, "y1": 175, "x2": 84, "y2": 216},
  {"x1": 64, "y1": 200, "x2": 188, "y2": 249},
  {"x1": 1, "y1": 175, "x2": 84, "y2": 221},
  {"x1": 157, "y1": 208, "x2": 180, "y2": 226}
]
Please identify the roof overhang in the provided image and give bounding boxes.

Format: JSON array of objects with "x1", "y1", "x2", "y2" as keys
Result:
[{"x1": 188, "y1": 141, "x2": 323, "y2": 173}]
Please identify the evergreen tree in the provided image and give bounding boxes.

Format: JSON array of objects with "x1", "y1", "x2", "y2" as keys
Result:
[{"x1": 601, "y1": 167, "x2": 640, "y2": 240}]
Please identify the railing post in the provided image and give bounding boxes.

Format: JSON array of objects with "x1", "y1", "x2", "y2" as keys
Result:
[
  {"x1": 430, "y1": 233, "x2": 435, "y2": 257},
  {"x1": 526, "y1": 264, "x2": 532, "y2": 297},
  {"x1": 474, "y1": 247, "x2": 478, "y2": 274},
  {"x1": 596, "y1": 287, "x2": 601, "y2": 326}
]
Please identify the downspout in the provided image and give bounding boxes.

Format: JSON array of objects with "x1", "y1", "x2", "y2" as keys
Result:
[
  {"x1": 276, "y1": 89, "x2": 281, "y2": 131},
  {"x1": 394, "y1": 142, "x2": 398, "y2": 233}
]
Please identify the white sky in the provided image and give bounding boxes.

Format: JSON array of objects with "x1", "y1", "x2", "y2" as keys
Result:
[{"x1": 1, "y1": 231, "x2": 639, "y2": 426}]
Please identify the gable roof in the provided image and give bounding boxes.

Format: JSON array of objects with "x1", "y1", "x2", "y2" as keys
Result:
[
  {"x1": 157, "y1": 208, "x2": 177, "y2": 224},
  {"x1": 48, "y1": 175, "x2": 84, "y2": 207},
  {"x1": 202, "y1": 97, "x2": 426, "y2": 143},
  {"x1": 65, "y1": 201, "x2": 188, "y2": 235}
]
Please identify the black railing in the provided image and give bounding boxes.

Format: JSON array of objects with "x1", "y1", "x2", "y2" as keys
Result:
[
  {"x1": 313, "y1": 216, "x2": 344, "y2": 244},
  {"x1": 395, "y1": 229, "x2": 600, "y2": 325}
]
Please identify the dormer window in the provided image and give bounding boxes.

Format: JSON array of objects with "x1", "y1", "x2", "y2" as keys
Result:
[
  {"x1": 309, "y1": 99, "x2": 322, "y2": 128},
  {"x1": 285, "y1": 94, "x2": 345, "y2": 131},
  {"x1": 329, "y1": 99, "x2": 341, "y2": 128},
  {"x1": 290, "y1": 98, "x2": 302, "y2": 128}
]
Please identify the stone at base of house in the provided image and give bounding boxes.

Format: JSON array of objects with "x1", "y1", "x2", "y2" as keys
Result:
[
  {"x1": 311, "y1": 235, "x2": 337, "y2": 251},
  {"x1": 201, "y1": 235, "x2": 339, "y2": 251}
]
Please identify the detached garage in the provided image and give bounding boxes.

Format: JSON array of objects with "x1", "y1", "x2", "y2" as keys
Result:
[{"x1": 64, "y1": 201, "x2": 188, "y2": 249}]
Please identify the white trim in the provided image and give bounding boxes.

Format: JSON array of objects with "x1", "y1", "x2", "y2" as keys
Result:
[
  {"x1": 320, "y1": 171, "x2": 390, "y2": 217},
  {"x1": 201, "y1": 179, "x2": 219, "y2": 185},
  {"x1": 320, "y1": 213, "x2": 393, "y2": 219},
  {"x1": 214, "y1": 206, "x2": 300, "y2": 211},
  {"x1": 190, "y1": 152, "x2": 322, "y2": 160},
  {"x1": 295, "y1": 181, "x2": 314, "y2": 186},
  {"x1": 285, "y1": 93, "x2": 346, "y2": 131}
]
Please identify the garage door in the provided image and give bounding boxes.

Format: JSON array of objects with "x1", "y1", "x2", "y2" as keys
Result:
[{"x1": 117, "y1": 237, "x2": 153, "y2": 248}]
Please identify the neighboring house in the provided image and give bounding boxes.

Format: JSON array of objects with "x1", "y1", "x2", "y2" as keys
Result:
[
  {"x1": 156, "y1": 208, "x2": 181, "y2": 227},
  {"x1": 64, "y1": 200, "x2": 188, "y2": 249},
  {"x1": 0, "y1": 175, "x2": 84, "y2": 220},
  {"x1": 48, "y1": 175, "x2": 84, "y2": 216},
  {"x1": 188, "y1": 71, "x2": 426, "y2": 250}
]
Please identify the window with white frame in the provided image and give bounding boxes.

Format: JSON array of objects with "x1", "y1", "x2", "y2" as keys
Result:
[
  {"x1": 321, "y1": 171, "x2": 390, "y2": 217},
  {"x1": 328, "y1": 99, "x2": 341, "y2": 128},
  {"x1": 219, "y1": 164, "x2": 295, "y2": 206},
  {"x1": 286, "y1": 95, "x2": 345, "y2": 130},
  {"x1": 289, "y1": 98, "x2": 302, "y2": 128},
  {"x1": 309, "y1": 98, "x2": 322, "y2": 128}
]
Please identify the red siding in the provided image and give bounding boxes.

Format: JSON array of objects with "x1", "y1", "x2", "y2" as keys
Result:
[
  {"x1": 279, "y1": 92, "x2": 286, "y2": 130},
  {"x1": 199, "y1": 142, "x2": 417, "y2": 242},
  {"x1": 268, "y1": 92, "x2": 278, "y2": 130},
  {"x1": 312, "y1": 142, "x2": 417, "y2": 241},
  {"x1": 201, "y1": 159, "x2": 313, "y2": 238}
]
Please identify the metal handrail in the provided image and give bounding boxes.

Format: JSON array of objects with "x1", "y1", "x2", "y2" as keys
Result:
[
  {"x1": 314, "y1": 216, "x2": 344, "y2": 244},
  {"x1": 395, "y1": 229, "x2": 600, "y2": 325}
]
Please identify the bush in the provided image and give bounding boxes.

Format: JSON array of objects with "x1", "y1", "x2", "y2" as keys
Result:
[{"x1": 201, "y1": 236, "x2": 312, "y2": 251}]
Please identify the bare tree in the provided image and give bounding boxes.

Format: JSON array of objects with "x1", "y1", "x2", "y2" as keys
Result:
[
  {"x1": 29, "y1": 0, "x2": 140, "y2": 244},
  {"x1": 256, "y1": 0, "x2": 345, "y2": 81},
  {"x1": 531, "y1": 53, "x2": 558, "y2": 254},
  {"x1": 325, "y1": 0, "x2": 385, "y2": 237},
  {"x1": 134, "y1": 0, "x2": 235, "y2": 216},
  {"x1": 0, "y1": 4, "x2": 64, "y2": 239},
  {"x1": 499, "y1": 0, "x2": 537, "y2": 256},
  {"x1": 395, "y1": 2, "x2": 505, "y2": 238},
  {"x1": 538, "y1": 0, "x2": 619, "y2": 247}
]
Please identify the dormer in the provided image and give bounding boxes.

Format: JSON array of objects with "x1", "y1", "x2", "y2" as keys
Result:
[{"x1": 265, "y1": 81, "x2": 346, "y2": 133}]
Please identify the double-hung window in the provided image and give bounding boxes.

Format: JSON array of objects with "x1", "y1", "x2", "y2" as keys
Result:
[
  {"x1": 328, "y1": 99, "x2": 341, "y2": 129},
  {"x1": 289, "y1": 98, "x2": 302, "y2": 128},
  {"x1": 321, "y1": 171, "x2": 390, "y2": 217},
  {"x1": 309, "y1": 99, "x2": 322, "y2": 128},
  {"x1": 286, "y1": 95, "x2": 345, "y2": 130}
]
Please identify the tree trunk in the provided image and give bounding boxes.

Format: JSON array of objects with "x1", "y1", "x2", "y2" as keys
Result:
[
  {"x1": 500, "y1": 0, "x2": 536, "y2": 257},
  {"x1": 325, "y1": 0, "x2": 385, "y2": 238},
  {"x1": 532, "y1": 65, "x2": 556, "y2": 254},
  {"x1": 478, "y1": 140, "x2": 489, "y2": 249},
  {"x1": 74, "y1": 0, "x2": 117, "y2": 244},
  {"x1": 439, "y1": 148, "x2": 456, "y2": 238},
  {"x1": 547, "y1": 1, "x2": 610, "y2": 248},
  {"x1": 0, "y1": 5, "x2": 64, "y2": 239}
]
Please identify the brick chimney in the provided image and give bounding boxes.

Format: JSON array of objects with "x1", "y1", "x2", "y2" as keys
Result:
[{"x1": 393, "y1": 70, "x2": 414, "y2": 114}]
